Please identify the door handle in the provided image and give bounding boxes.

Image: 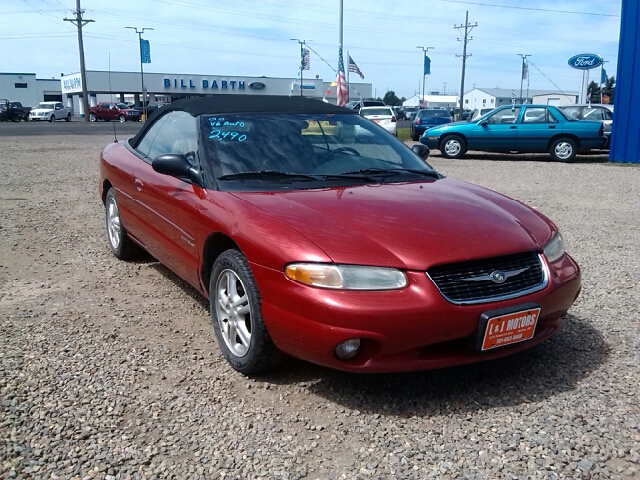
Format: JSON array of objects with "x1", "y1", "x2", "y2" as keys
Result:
[
  {"x1": 134, "y1": 178, "x2": 143, "y2": 191},
  {"x1": 510, "y1": 125, "x2": 517, "y2": 129},
  {"x1": 548, "y1": 125, "x2": 556, "y2": 129}
]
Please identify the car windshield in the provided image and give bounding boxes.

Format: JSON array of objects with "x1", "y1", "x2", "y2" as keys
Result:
[
  {"x1": 419, "y1": 109, "x2": 450, "y2": 118},
  {"x1": 361, "y1": 108, "x2": 391, "y2": 116},
  {"x1": 37, "y1": 103, "x2": 55, "y2": 109},
  {"x1": 116, "y1": 103, "x2": 129, "y2": 109},
  {"x1": 199, "y1": 113, "x2": 439, "y2": 191}
]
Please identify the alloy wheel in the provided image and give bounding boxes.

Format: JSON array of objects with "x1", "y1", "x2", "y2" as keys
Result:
[
  {"x1": 106, "y1": 196, "x2": 121, "y2": 250},
  {"x1": 215, "y1": 269, "x2": 252, "y2": 358},
  {"x1": 554, "y1": 141, "x2": 573, "y2": 161},
  {"x1": 444, "y1": 139, "x2": 461, "y2": 156}
]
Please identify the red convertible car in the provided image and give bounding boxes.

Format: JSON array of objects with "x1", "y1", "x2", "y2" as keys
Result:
[{"x1": 99, "y1": 96, "x2": 581, "y2": 375}]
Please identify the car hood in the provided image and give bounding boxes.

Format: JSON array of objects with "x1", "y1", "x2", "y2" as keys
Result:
[
  {"x1": 31, "y1": 108, "x2": 54, "y2": 113},
  {"x1": 231, "y1": 178, "x2": 555, "y2": 270}
]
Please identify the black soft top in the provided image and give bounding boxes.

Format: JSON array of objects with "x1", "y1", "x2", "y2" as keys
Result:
[{"x1": 130, "y1": 95, "x2": 355, "y2": 147}]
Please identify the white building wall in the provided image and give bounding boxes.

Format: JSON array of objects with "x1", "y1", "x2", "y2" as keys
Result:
[
  {"x1": 532, "y1": 93, "x2": 578, "y2": 106},
  {"x1": 0, "y1": 73, "x2": 39, "y2": 106},
  {"x1": 464, "y1": 89, "x2": 497, "y2": 110}
]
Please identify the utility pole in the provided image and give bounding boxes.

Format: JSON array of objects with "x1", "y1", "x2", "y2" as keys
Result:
[
  {"x1": 64, "y1": 0, "x2": 93, "y2": 122},
  {"x1": 454, "y1": 11, "x2": 477, "y2": 119},
  {"x1": 416, "y1": 46, "x2": 434, "y2": 108},
  {"x1": 126, "y1": 27, "x2": 154, "y2": 119},
  {"x1": 291, "y1": 39, "x2": 310, "y2": 97},
  {"x1": 443, "y1": 82, "x2": 447, "y2": 95},
  {"x1": 518, "y1": 54, "x2": 531, "y2": 104}
]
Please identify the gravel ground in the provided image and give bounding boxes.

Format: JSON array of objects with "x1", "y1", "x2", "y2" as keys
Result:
[{"x1": 1, "y1": 135, "x2": 639, "y2": 480}]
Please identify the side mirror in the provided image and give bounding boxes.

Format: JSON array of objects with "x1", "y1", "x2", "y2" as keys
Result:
[
  {"x1": 411, "y1": 144, "x2": 430, "y2": 160},
  {"x1": 479, "y1": 119, "x2": 489, "y2": 126},
  {"x1": 152, "y1": 154, "x2": 201, "y2": 185}
]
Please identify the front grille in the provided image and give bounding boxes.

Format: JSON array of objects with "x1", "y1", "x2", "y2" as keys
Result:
[{"x1": 427, "y1": 251, "x2": 547, "y2": 304}]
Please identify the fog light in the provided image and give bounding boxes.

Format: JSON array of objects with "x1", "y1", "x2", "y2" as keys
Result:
[{"x1": 334, "y1": 339, "x2": 361, "y2": 360}]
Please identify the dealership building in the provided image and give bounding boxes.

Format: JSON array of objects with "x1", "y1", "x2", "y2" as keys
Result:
[
  {"x1": 57, "y1": 70, "x2": 372, "y2": 115},
  {"x1": 0, "y1": 73, "x2": 63, "y2": 106},
  {"x1": 0, "y1": 70, "x2": 371, "y2": 114}
]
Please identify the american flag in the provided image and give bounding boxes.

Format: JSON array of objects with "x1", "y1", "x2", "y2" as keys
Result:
[
  {"x1": 302, "y1": 48, "x2": 310, "y2": 71},
  {"x1": 336, "y1": 48, "x2": 349, "y2": 106},
  {"x1": 348, "y1": 55, "x2": 364, "y2": 79}
]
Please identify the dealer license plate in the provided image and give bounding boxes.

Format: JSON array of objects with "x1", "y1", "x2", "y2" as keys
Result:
[
  {"x1": 481, "y1": 307, "x2": 541, "y2": 351},
  {"x1": 373, "y1": 119, "x2": 380, "y2": 123}
]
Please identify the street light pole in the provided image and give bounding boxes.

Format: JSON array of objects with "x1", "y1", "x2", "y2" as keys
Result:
[
  {"x1": 291, "y1": 39, "x2": 310, "y2": 97},
  {"x1": 126, "y1": 26, "x2": 153, "y2": 119},
  {"x1": 416, "y1": 46, "x2": 434, "y2": 107},
  {"x1": 518, "y1": 54, "x2": 531, "y2": 104}
]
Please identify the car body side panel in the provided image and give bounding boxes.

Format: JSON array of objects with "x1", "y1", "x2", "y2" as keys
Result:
[{"x1": 131, "y1": 159, "x2": 203, "y2": 288}]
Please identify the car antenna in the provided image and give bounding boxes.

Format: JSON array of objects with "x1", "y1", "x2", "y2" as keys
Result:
[{"x1": 108, "y1": 52, "x2": 117, "y2": 143}]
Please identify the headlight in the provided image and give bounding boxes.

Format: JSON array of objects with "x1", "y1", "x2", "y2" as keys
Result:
[
  {"x1": 285, "y1": 263, "x2": 407, "y2": 290},
  {"x1": 543, "y1": 232, "x2": 565, "y2": 263}
]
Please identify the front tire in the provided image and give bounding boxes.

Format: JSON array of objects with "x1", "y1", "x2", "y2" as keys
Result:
[
  {"x1": 105, "y1": 188, "x2": 139, "y2": 260},
  {"x1": 119, "y1": 115, "x2": 126, "y2": 123},
  {"x1": 90, "y1": 113, "x2": 97, "y2": 122},
  {"x1": 440, "y1": 134, "x2": 467, "y2": 159},
  {"x1": 549, "y1": 137, "x2": 577, "y2": 162},
  {"x1": 49, "y1": 115, "x2": 55, "y2": 122},
  {"x1": 210, "y1": 249, "x2": 282, "y2": 375},
  {"x1": 66, "y1": 113, "x2": 71, "y2": 122}
]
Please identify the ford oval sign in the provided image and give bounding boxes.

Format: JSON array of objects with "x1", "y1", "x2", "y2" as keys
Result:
[
  {"x1": 249, "y1": 82, "x2": 265, "y2": 90},
  {"x1": 568, "y1": 54, "x2": 603, "y2": 70}
]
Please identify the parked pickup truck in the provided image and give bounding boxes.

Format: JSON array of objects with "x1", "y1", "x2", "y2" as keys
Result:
[
  {"x1": 0, "y1": 100, "x2": 31, "y2": 122},
  {"x1": 29, "y1": 101, "x2": 73, "y2": 122},
  {"x1": 89, "y1": 102, "x2": 141, "y2": 123}
]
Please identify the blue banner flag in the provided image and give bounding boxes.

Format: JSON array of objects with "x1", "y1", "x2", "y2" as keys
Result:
[
  {"x1": 601, "y1": 67, "x2": 607, "y2": 84},
  {"x1": 140, "y1": 38, "x2": 151, "y2": 64},
  {"x1": 424, "y1": 55, "x2": 431, "y2": 75}
]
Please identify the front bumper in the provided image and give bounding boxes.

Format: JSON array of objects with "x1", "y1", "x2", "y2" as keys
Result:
[
  {"x1": 251, "y1": 253, "x2": 580, "y2": 372},
  {"x1": 420, "y1": 135, "x2": 440, "y2": 149}
]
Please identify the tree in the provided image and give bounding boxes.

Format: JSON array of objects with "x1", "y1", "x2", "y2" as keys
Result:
[
  {"x1": 603, "y1": 76, "x2": 615, "y2": 104},
  {"x1": 587, "y1": 80, "x2": 601, "y2": 103},
  {"x1": 382, "y1": 90, "x2": 402, "y2": 106}
]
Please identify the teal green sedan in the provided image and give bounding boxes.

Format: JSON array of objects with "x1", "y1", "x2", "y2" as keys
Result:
[{"x1": 420, "y1": 105, "x2": 606, "y2": 162}]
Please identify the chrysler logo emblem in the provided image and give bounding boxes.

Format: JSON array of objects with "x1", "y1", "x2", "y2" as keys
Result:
[
  {"x1": 459, "y1": 267, "x2": 529, "y2": 283},
  {"x1": 249, "y1": 82, "x2": 266, "y2": 90},
  {"x1": 491, "y1": 271, "x2": 506, "y2": 284}
]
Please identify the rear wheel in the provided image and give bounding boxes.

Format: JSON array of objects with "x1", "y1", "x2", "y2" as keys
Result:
[
  {"x1": 440, "y1": 134, "x2": 467, "y2": 159},
  {"x1": 549, "y1": 137, "x2": 577, "y2": 162},
  {"x1": 210, "y1": 249, "x2": 283, "y2": 375},
  {"x1": 105, "y1": 188, "x2": 140, "y2": 259},
  {"x1": 411, "y1": 129, "x2": 419, "y2": 141}
]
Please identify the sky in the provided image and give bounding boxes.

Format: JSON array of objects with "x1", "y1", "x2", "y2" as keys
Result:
[{"x1": 1, "y1": 0, "x2": 622, "y2": 99}]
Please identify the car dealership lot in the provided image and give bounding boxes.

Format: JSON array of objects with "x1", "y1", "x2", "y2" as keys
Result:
[{"x1": 1, "y1": 134, "x2": 638, "y2": 479}]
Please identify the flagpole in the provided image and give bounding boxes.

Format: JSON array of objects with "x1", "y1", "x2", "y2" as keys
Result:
[
  {"x1": 300, "y1": 41, "x2": 304, "y2": 97},
  {"x1": 339, "y1": 0, "x2": 344, "y2": 102}
]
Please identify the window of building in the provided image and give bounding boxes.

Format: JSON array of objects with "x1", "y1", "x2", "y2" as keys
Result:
[
  {"x1": 491, "y1": 99, "x2": 495, "y2": 104},
  {"x1": 14, "y1": 83, "x2": 28, "y2": 89}
]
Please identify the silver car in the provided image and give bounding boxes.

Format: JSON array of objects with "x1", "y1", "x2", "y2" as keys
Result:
[{"x1": 558, "y1": 104, "x2": 613, "y2": 145}]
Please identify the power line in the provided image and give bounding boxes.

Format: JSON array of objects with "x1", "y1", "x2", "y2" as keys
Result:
[
  {"x1": 527, "y1": 60, "x2": 570, "y2": 98},
  {"x1": 443, "y1": 0, "x2": 620, "y2": 17}
]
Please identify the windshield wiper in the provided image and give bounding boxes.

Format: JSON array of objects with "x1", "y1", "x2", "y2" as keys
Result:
[
  {"x1": 217, "y1": 170, "x2": 375, "y2": 182},
  {"x1": 340, "y1": 167, "x2": 441, "y2": 179},
  {"x1": 217, "y1": 170, "x2": 321, "y2": 181}
]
